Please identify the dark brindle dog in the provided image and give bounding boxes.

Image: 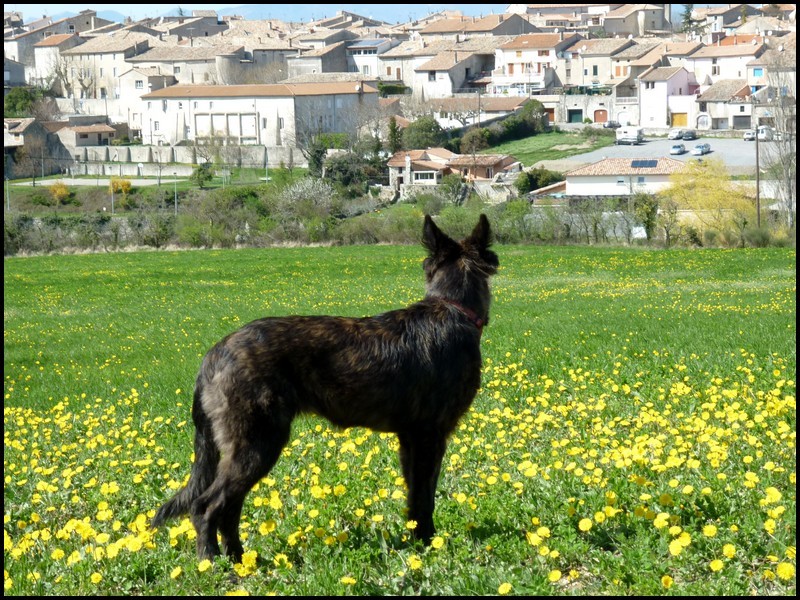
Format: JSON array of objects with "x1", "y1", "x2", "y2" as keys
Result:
[{"x1": 151, "y1": 214, "x2": 499, "y2": 561}]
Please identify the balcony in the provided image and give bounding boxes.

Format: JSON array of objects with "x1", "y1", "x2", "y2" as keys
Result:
[{"x1": 490, "y1": 67, "x2": 547, "y2": 88}]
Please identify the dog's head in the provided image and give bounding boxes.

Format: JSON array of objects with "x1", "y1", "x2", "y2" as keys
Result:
[{"x1": 422, "y1": 214, "x2": 499, "y2": 294}]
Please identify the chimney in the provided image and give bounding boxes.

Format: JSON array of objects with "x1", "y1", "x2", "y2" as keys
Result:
[{"x1": 499, "y1": 15, "x2": 504, "y2": 22}]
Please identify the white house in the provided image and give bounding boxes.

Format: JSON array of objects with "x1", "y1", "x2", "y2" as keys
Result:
[
  {"x1": 684, "y1": 42, "x2": 767, "y2": 86},
  {"x1": 565, "y1": 157, "x2": 687, "y2": 196},
  {"x1": 491, "y1": 32, "x2": 583, "y2": 95},
  {"x1": 639, "y1": 66, "x2": 699, "y2": 129},
  {"x1": 139, "y1": 81, "x2": 379, "y2": 151}
]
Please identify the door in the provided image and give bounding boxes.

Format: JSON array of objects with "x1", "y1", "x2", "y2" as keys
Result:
[
  {"x1": 671, "y1": 113, "x2": 688, "y2": 127},
  {"x1": 594, "y1": 109, "x2": 608, "y2": 124}
]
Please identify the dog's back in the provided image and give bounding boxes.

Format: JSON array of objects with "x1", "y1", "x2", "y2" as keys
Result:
[{"x1": 152, "y1": 214, "x2": 499, "y2": 561}]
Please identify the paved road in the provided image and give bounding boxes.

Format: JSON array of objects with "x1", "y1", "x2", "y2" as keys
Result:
[{"x1": 536, "y1": 134, "x2": 764, "y2": 175}]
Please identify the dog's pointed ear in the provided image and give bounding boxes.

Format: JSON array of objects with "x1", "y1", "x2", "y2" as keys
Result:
[
  {"x1": 423, "y1": 214, "x2": 457, "y2": 255},
  {"x1": 466, "y1": 214, "x2": 492, "y2": 250}
]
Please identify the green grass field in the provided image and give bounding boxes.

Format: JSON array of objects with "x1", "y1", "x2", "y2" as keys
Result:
[
  {"x1": 4, "y1": 243, "x2": 796, "y2": 595},
  {"x1": 483, "y1": 129, "x2": 616, "y2": 166}
]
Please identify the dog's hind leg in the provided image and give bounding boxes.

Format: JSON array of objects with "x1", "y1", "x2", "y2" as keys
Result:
[
  {"x1": 191, "y1": 409, "x2": 292, "y2": 562},
  {"x1": 398, "y1": 430, "x2": 448, "y2": 544}
]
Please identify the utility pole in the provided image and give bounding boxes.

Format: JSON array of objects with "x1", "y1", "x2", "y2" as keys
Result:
[{"x1": 753, "y1": 97, "x2": 761, "y2": 228}]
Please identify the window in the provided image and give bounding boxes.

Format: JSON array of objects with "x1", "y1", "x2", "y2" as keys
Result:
[
  {"x1": 154, "y1": 121, "x2": 160, "y2": 131},
  {"x1": 592, "y1": 65, "x2": 598, "y2": 77},
  {"x1": 178, "y1": 102, "x2": 183, "y2": 109},
  {"x1": 538, "y1": 50, "x2": 548, "y2": 56},
  {"x1": 262, "y1": 118, "x2": 267, "y2": 128},
  {"x1": 428, "y1": 71, "x2": 436, "y2": 82},
  {"x1": 414, "y1": 172, "x2": 435, "y2": 181},
  {"x1": 637, "y1": 176, "x2": 645, "y2": 184},
  {"x1": 279, "y1": 117, "x2": 284, "y2": 129},
  {"x1": 174, "y1": 66, "x2": 181, "y2": 74},
  {"x1": 739, "y1": 105, "x2": 745, "y2": 113},
  {"x1": 753, "y1": 67, "x2": 763, "y2": 77},
  {"x1": 516, "y1": 50, "x2": 522, "y2": 58},
  {"x1": 362, "y1": 64, "x2": 370, "y2": 75},
  {"x1": 135, "y1": 80, "x2": 143, "y2": 89},
  {"x1": 79, "y1": 133, "x2": 88, "y2": 139},
  {"x1": 386, "y1": 66, "x2": 392, "y2": 76}
]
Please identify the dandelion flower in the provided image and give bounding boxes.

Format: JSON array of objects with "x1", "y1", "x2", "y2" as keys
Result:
[
  {"x1": 668, "y1": 539, "x2": 683, "y2": 556},
  {"x1": 198, "y1": 559, "x2": 212, "y2": 572},
  {"x1": 709, "y1": 560, "x2": 724, "y2": 572},
  {"x1": 90, "y1": 572, "x2": 102, "y2": 584},
  {"x1": 408, "y1": 555, "x2": 423, "y2": 571},
  {"x1": 722, "y1": 544, "x2": 736, "y2": 559},
  {"x1": 170, "y1": 566, "x2": 182, "y2": 579},
  {"x1": 340, "y1": 576, "x2": 357, "y2": 585},
  {"x1": 498, "y1": 582, "x2": 512, "y2": 594},
  {"x1": 431, "y1": 536, "x2": 444, "y2": 549},
  {"x1": 578, "y1": 518, "x2": 593, "y2": 532},
  {"x1": 702, "y1": 524, "x2": 717, "y2": 537},
  {"x1": 661, "y1": 575, "x2": 674, "y2": 589},
  {"x1": 775, "y1": 563, "x2": 794, "y2": 581},
  {"x1": 548, "y1": 570, "x2": 562, "y2": 583}
]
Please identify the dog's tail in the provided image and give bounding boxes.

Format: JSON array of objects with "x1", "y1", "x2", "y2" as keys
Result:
[{"x1": 151, "y1": 381, "x2": 219, "y2": 529}]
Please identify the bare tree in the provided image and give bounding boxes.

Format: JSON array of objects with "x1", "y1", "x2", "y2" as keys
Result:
[{"x1": 757, "y1": 45, "x2": 796, "y2": 229}]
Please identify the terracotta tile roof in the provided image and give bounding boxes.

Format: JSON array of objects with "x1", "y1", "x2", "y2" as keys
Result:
[
  {"x1": 127, "y1": 44, "x2": 244, "y2": 62},
  {"x1": 386, "y1": 148, "x2": 457, "y2": 167},
  {"x1": 696, "y1": 79, "x2": 750, "y2": 102},
  {"x1": 498, "y1": 33, "x2": 573, "y2": 49},
  {"x1": 566, "y1": 157, "x2": 686, "y2": 177},
  {"x1": 448, "y1": 154, "x2": 513, "y2": 167},
  {"x1": 415, "y1": 51, "x2": 474, "y2": 71},
  {"x1": 419, "y1": 14, "x2": 522, "y2": 34},
  {"x1": 69, "y1": 124, "x2": 116, "y2": 133},
  {"x1": 689, "y1": 43, "x2": 765, "y2": 58},
  {"x1": 142, "y1": 82, "x2": 378, "y2": 99},
  {"x1": 33, "y1": 33, "x2": 79, "y2": 47},
  {"x1": 61, "y1": 31, "x2": 163, "y2": 55},
  {"x1": 640, "y1": 66, "x2": 685, "y2": 82},
  {"x1": 563, "y1": 38, "x2": 633, "y2": 56}
]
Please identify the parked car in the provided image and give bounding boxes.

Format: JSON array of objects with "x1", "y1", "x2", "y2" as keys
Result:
[
  {"x1": 667, "y1": 128, "x2": 685, "y2": 140},
  {"x1": 603, "y1": 120, "x2": 621, "y2": 129},
  {"x1": 669, "y1": 143, "x2": 686, "y2": 155},
  {"x1": 743, "y1": 129, "x2": 756, "y2": 141},
  {"x1": 757, "y1": 125, "x2": 774, "y2": 141},
  {"x1": 682, "y1": 129, "x2": 698, "y2": 141},
  {"x1": 691, "y1": 143, "x2": 711, "y2": 156}
]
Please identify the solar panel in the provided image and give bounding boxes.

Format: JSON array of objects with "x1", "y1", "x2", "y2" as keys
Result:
[{"x1": 631, "y1": 159, "x2": 657, "y2": 168}]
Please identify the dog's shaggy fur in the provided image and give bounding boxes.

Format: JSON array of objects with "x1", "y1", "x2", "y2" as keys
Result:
[{"x1": 151, "y1": 214, "x2": 499, "y2": 561}]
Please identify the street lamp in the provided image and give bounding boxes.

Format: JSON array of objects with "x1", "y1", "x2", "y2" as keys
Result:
[{"x1": 173, "y1": 172, "x2": 178, "y2": 216}]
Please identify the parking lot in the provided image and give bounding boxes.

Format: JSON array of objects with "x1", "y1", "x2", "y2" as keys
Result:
[{"x1": 556, "y1": 132, "x2": 764, "y2": 175}]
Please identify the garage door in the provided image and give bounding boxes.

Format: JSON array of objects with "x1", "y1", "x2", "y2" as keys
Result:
[
  {"x1": 671, "y1": 113, "x2": 688, "y2": 127},
  {"x1": 594, "y1": 109, "x2": 608, "y2": 124},
  {"x1": 567, "y1": 109, "x2": 583, "y2": 123}
]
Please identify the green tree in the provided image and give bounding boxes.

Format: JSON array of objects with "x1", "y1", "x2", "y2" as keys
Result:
[
  {"x1": 459, "y1": 127, "x2": 490, "y2": 155},
  {"x1": 632, "y1": 192, "x2": 659, "y2": 241},
  {"x1": 4, "y1": 87, "x2": 37, "y2": 117},
  {"x1": 190, "y1": 164, "x2": 213, "y2": 189},
  {"x1": 387, "y1": 116, "x2": 402, "y2": 154},
  {"x1": 402, "y1": 115, "x2": 446, "y2": 149}
]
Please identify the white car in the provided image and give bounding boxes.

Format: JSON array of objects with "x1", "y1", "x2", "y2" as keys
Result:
[
  {"x1": 691, "y1": 143, "x2": 711, "y2": 156},
  {"x1": 667, "y1": 128, "x2": 684, "y2": 140},
  {"x1": 669, "y1": 143, "x2": 686, "y2": 155},
  {"x1": 743, "y1": 129, "x2": 756, "y2": 141}
]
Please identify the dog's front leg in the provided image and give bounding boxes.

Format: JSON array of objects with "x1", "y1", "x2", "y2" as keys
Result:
[{"x1": 398, "y1": 431, "x2": 447, "y2": 544}]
